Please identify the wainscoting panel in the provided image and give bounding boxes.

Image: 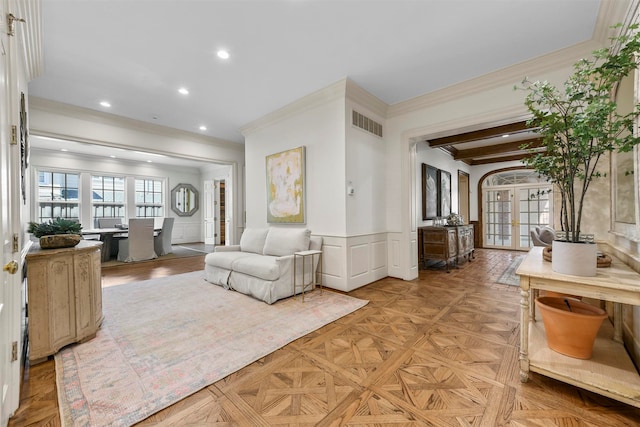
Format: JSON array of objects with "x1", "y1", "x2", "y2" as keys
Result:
[
  {"x1": 387, "y1": 232, "x2": 406, "y2": 279},
  {"x1": 319, "y1": 233, "x2": 388, "y2": 292},
  {"x1": 321, "y1": 240, "x2": 345, "y2": 285},
  {"x1": 349, "y1": 243, "x2": 369, "y2": 278},
  {"x1": 171, "y1": 222, "x2": 202, "y2": 244}
]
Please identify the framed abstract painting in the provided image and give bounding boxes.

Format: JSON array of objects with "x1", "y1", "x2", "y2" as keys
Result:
[{"x1": 266, "y1": 146, "x2": 306, "y2": 223}]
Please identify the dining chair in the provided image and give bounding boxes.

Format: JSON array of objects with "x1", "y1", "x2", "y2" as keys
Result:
[
  {"x1": 117, "y1": 218, "x2": 157, "y2": 262},
  {"x1": 154, "y1": 217, "x2": 175, "y2": 256},
  {"x1": 97, "y1": 217, "x2": 123, "y2": 228}
]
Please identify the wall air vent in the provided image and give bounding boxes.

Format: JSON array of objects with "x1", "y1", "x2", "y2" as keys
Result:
[{"x1": 352, "y1": 110, "x2": 383, "y2": 137}]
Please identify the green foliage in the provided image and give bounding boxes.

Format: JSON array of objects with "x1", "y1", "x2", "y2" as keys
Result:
[
  {"x1": 517, "y1": 24, "x2": 640, "y2": 242},
  {"x1": 28, "y1": 217, "x2": 82, "y2": 238}
]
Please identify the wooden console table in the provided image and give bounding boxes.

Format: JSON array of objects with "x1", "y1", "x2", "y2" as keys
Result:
[
  {"x1": 26, "y1": 240, "x2": 104, "y2": 363},
  {"x1": 517, "y1": 247, "x2": 640, "y2": 408}
]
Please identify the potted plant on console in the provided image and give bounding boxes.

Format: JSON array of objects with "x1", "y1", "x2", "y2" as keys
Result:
[
  {"x1": 519, "y1": 24, "x2": 640, "y2": 277},
  {"x1": 28, "y1": 217, "x2": 83, "y2": 249},
  {"x1": 518, "y1": 25, "x2": 640, "y2": 359}
]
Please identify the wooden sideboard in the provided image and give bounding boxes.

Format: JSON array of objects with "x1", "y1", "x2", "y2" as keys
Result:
[
  {"x1": 418, "y1": 225, "x2": 475, "y2": 272},
  {"x1": 517, "y1": 247, "x2": 640, "y2": 408},
  {"x1": 26, "y1": 240, "x2": 103, "y2": 363}
]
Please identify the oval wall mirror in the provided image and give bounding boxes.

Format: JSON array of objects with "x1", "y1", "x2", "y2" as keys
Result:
[{"x1": 171, "y1": 183, "x2": 199, "y2": 216}]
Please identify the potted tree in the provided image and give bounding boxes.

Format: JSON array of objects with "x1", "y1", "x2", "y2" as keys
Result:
[
  {"x1": 28, "y1": 217, "x2": 83, "y2": 249},
  {"x1": 519, "y1": 24, "x2": 640, "y2": 276}
]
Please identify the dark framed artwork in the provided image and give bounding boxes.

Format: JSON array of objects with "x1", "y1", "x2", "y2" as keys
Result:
[
  {"x1": 439, "y1": 169, "x2": 451, "y2": 217},
  {"x1": 422, "y1": 163, "x2": 438, "y2": 220}
]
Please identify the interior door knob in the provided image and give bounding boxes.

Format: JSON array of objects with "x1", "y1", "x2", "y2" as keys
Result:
[{"x1": 3, "y1": 260, "x2": 18, "y2": 275}]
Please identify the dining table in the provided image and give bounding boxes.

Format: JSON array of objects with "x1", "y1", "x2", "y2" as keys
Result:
[{"x1": 81, "y1": 226, "x2": 162, "y2": 262}]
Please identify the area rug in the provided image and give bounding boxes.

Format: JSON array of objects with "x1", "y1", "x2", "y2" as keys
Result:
[
  {"x1": 496, "y1": 254, "x2": 526, "y2": 286},
  {"x1": 55, "y1": 271, "x2": 368, "y2": 426}
]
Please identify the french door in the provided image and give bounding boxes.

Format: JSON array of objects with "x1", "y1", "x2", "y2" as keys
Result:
[{"x1": 484, "y1": 184, "x2": 552, "y2": 250}]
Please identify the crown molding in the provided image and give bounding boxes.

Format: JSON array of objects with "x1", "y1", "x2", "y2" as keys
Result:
[
  {"x1": 593, "y1": 0, "x2": 636, "y2": 45},
  {"x1": 29, "y1": 97, "x2": 243, "y2": 152},
  {"x1": 16, "y1": 0, "x2": 43, "y2": 80},
  {"x1": 388, "y1": 40, "x2": 598, "y2": 119},
  {"x1": 345, "y1": 78, "x2": 388, "y2": 119},
  {"x1": 240, "y1": 78, "x2": 348, "y2": 137}
]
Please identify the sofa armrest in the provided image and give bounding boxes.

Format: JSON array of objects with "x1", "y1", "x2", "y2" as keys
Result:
[
  {"x1": 214, "y1": 245, "x2": 241, "y2": 252},
  {"x1": 275, "y1": 254, "x2": 294, "y2": 263}
]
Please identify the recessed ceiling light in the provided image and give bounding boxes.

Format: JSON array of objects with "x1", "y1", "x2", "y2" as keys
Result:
[
  {"x1": 217, "y1": 50, "x2": 230, "y2": 59},
  {"x1": 178, "y1": 87, "x2": 189, "y2": 95},
  {"x1": 100, "y1": 101, "x2": 111, "y2": 108},
  {"x1": 199, "y1": 125, "x2": 207, "y2": 131}
]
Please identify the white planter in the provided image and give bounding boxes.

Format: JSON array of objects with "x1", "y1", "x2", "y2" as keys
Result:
[{"x1": 551, "y1": 240, "x2": 597, "y2": 277}]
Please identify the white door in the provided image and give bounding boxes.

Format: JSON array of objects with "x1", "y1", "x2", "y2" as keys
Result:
[
  {"x1": 484, "y1": 185, "x2": 552, "y2": 250},
  {"x1": 203, "y1": 180, "x2": 215, "y2": 245},
  {"x1": 484, "y1": 188, "x2": 515, "y2": 249},
  {"x1": 1, "y1": 6, "x2": 21, "y2": 424}
]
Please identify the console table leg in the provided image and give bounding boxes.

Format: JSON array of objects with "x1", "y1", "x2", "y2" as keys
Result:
[
  {"x1": 614, "y1": 302, "x2": 623, "y2": 343},
  {"x1": 519, "y1": 286, "x2": 531, "y2": 383}
]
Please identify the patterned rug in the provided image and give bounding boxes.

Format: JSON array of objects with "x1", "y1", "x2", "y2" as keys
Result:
[
  {"x1": 496, "y1": 254, "x2": 526, "y2": 286},
  {"x1": 55, "y1": 271, "x2": 368, "y2": 426}
]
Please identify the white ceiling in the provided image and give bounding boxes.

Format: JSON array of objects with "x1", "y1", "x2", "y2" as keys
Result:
[{"x1": 29, "y1": 0, "x2": 603, "y2": 150}]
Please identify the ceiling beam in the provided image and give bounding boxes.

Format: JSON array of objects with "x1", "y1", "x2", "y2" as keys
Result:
[
  {"x1": 454, "y1": 138, "x2": 543, "y2": 160},
  {"x1": 469, "y1": 152, "x2": 535, "y2": 165},
  {"x1": 427, "y1": 121, "x2": 532, "y2": 147}
]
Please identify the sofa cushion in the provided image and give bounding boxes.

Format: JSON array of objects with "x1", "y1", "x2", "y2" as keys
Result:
[
  {"x1": 232, "y1": 255, "x2": 281, "y2": 281},
  {"x1": 204, "y1": 251, "x2": 256, "y2": 270},
  {"x1": 263, "y1": 228, "x2": 311, "y2": 256},
  {"x1": 239, "y1": 228, "x2": 269, "y2": 254}
]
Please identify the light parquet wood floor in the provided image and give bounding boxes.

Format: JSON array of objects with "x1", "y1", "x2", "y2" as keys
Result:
[{"x1": 9, "y1": 249, "x2": 640, "y2": 426}]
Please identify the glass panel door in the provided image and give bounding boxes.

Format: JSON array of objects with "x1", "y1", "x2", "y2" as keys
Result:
[
  {"x1": 518, "y1": 186, "x2": 552, "y2": 250},
  {"x1": 484, "y1": 188, "x2": 514, "y2": 249}
]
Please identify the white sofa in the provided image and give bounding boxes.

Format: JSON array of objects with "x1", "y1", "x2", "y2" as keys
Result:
[{"x1": 204, "y1": 228, "x2": 322, "y2": 304}]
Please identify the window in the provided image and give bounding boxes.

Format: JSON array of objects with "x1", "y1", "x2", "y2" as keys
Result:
[
  {"x1": 92, "y1": 175, "x2": 125, "y2": 220},
  {"x1": 135, "y1": 178, "x2": 164, "y2": 217},
  {"x1": 37, "y1": 171, "x2": 80, "y2": 222}
]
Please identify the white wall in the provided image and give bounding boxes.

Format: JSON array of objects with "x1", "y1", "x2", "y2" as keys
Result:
[
  {"x1": 242, "y1": 79, "x2": 390, "y2": 291},
  {"x1": 243, "y1": 90, "x2": 346, "y2": 234},
  {"x1": 345, "y1": 99, "x2": 387, "y2": 235},
  {"x1": 415, "y1": 142, "x2": 472, "y2": 226}
]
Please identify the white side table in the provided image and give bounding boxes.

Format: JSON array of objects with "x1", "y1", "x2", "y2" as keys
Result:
[{"x1": 293, "y1": 250, "x2": 323, "y2": 301}]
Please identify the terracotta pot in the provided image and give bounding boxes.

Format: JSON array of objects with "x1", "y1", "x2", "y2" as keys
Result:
[{"x1": 535, "y1": 296, "x2": 607, "y2": 359}]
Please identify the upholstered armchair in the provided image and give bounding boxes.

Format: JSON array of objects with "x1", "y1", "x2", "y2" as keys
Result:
[{"x1": 531, "y1": 226, "x2": 556, "y2": 247}]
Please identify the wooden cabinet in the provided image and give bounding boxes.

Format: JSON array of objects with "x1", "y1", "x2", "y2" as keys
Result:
[
  {"x1": 418, "y1": 225, "x2": 475, "y2": 271},
  {"x1": 419, "y1": 226, "x2": 458, "y2": 271},
  {"x1": 456, "y1": 225, "x2": 475, "y2": 261},
  {"x1": 26, "y1": 240, "x2": 103, "y2": 363}
]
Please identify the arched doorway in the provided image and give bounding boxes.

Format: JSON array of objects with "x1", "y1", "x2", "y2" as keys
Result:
[{"x1": 479, "y1": 168, "x2": 552, "y2": 250}]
